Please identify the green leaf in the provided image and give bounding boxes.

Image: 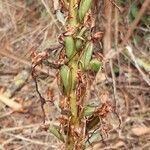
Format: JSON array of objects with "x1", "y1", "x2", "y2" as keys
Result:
[
  {"x1": 113, "y1": 65, "x2": 119, "y2": 74},
  {"x1": 85, "y1": 132, "x2": 102, "y2": 147},
  {"x1": 136, "y1": 57, "x2": 150, "y2": 72},
  {"x1": 49, "y1": 125, "x2": 65, "y2": 142},
  {"x1": 84, "y1": 105, "x2": 97, "y2": 116},
  {"x1": 131, "y1": 5, "x2": 138, "y2": 20},
  {"x1": 90, "y1": 59, "x2": 102, "y2": 73}
]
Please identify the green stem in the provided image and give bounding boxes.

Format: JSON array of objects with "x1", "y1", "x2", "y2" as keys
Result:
[
  {"x1": 68, "y1": 0, "x2": 79, "y2": 124},
  {"x1": 69, "y1": 0, "x2": 78, "y2": 27},
  {"x1": 66, "y1": 1, "x2": 79, "y2": 149},
  {"x1": 69, "y1": 60, "x2": 78, "y2": 123}
]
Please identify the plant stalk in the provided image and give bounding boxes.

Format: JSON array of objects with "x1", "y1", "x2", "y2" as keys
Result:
[{"x1": 66, "y1": 0, "x2": 79, "y2": 149}]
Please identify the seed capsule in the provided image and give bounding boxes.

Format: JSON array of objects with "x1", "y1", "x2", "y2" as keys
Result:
[
  {"x1": 64, "y1": 36, "x2": 75, "y2": 59},
  {"x1": 60, "y1": 65, "x2": 71, "y2": 94},
  {"x1": 76, "y1": 39, "x2": 82, "y2": 50},
  {"x1": 75, "y1": 27, "x2": 86, "y2": 50},
  {"x1": 80, "y1": 42, "x2": 93, "y2": 70},
  {"x1": 79, "y1": 0, "x2": 92, "y2": 21}
]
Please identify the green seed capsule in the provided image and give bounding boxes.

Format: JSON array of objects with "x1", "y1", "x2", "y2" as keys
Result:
[
  {"x1": 60, "y1": 65, "x2": 71, "y2": 94},
  {"x1": 76, "y1": 39, "x2": 82, "y2": 50},
  {"x1": 65, "y1": 36, "x2": 75, "y2": 59},
  {"x1": 90, "y1": 59, "x2": 102, "y2": 72},
  {"x1": 79, "y1": 0, "x2": 92, "y2": 21},
  {"x1": 80, "y1": 42, "x2": 93, "y2": 70},
  {"x1": 75, "y1": 27, "x2": 87, "y2": 50}
]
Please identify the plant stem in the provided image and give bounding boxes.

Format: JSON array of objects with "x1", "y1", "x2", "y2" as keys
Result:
[
  {"x1": 69, "y1": 0, "x2": 78, "y2": 27},
  {"x1": 68, "y1": 0, "x2": 79, "y2": 124},
  {"x1": 69, "y1": 61, "x2": 78, "y2": 123},
  {"x1": 66, "y1": 0, "x2": 79, "y2": 149}
]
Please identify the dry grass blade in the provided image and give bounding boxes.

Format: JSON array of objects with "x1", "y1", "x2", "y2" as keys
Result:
[
  {"x1": 5, "y1": 133, "x2": 53, "y2": 146},
  {"x1": 0, "y1": 121, "x2": 59, "y2": 134},
  {"x1": 41, "y1": 0, "x2": 61, "y2": 31},
  {"x1": 0, "y1": 93, "x2": 23, "y2": 112},
  {"x1": 131, "y1": 127, "x2": 150, "y2": 136},
  {"x1": 126, "y1": 46, "x2": 150, "y2": 86}
]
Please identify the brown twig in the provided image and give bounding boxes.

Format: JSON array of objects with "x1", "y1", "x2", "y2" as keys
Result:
[
  {"x1": 126, "y1": 46, "x2": 150, "y2": 86},
  {"x1": 0, "y1": 71, "x2": 17, "y2": 75},
  {"x1": 103, "y1": 0, "x2": 113, "y2": 55},
  {"x1": 31, "y1": 65, "x2": 46, "y2": 123},
  {"x1": 0, "y1": 121, "x2": 59, "y2": 134},
  {"x1": 0, "y1": 50, "x2": 54, "y2": 77},
  {"x1": 120, "y1": 0, "x2": 150, "y2": 47}
]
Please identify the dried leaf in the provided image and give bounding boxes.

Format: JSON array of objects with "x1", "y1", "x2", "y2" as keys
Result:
[
  {"x1": 93, "y1": 31, "x2": 104, "y2": 40},
  {"x1": 84, "y1": 11, "x2": 95, "y2": 28},
  {"x1": 47, "y1": 88, "x2": 54, "y2": 102}
]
